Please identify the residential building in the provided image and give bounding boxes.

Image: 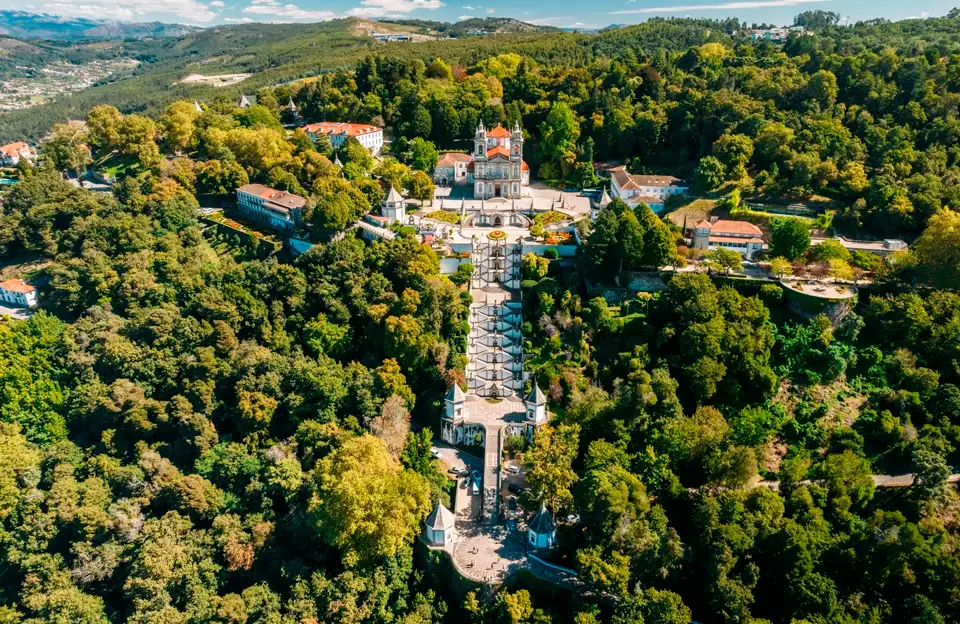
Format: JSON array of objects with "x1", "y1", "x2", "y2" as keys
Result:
[
  {"x1": 434, "y1": 152, "x2": 473, "y2": 186},
  {"x1": 610, "y1": 166, "x2": 687, "y2": 212},
  {"x1": 0, "y1": 279, "x2": 37, "y2": 308},
  {"x1": 746, "y1": 26, "x2": 807, "y2": 42},
  {"x1": 235, "y1": 184, "x2": 306, "y2": 232},
  {"x1": 0, "y1": 142, "x2": 35, "y2": 167},
  {"x1": 691, "y1": 218, "x2": 765, "y2": 260},
  {"x1": 303, "y1": 122, "x2": 384, "y2": 155}
]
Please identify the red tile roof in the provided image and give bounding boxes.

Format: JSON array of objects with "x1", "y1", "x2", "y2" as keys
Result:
[
  {"x1": 521, "y1": 161, "x2": 529, "y2": 172},
  {"x1": 611, "y1": 165, "x2": 686, "y2": 190},
  {"x1": 0, "y1": 278, "x2": 36, "y2": 294},
  {"x1": 487, "y1": 125, "x2": 511, "y2": 138},
  {"x1": 487, "y1": 146, "x2": 510, "y2": 159},
  {"x1": 705, "y1": 220, "x2": 763, "y2": 236},
  {"x1": 437, "y1": 152, "x2": 473, "y2": 166},
  {"x1": 236, "y1": 184, "x2": 306, "y2": 212},
  {"x1": 0, "y1": 142, "x2": 29, "y2": 157},
  {"x1": 303, "y1": 122, "x2": 381, "y2": 137}
]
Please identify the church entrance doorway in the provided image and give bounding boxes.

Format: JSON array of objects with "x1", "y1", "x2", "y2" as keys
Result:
[{"x1": 495, "y1": 185, "x2": 501, "y2": 198}]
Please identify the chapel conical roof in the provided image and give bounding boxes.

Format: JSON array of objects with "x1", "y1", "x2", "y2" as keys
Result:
[
  {"x1": 528, "y1": 504, "x2": 556, "y2": 535},
  {"x1": 446, "y1": 384, "x2": 466, "y2": 403},
  {"x1": 526, "y1": 384, "x2": 546, "y2": 406},
  {"x1": 385, "y1": 185, "x2": 404, "y2": 204},
  {"x1": 425, "y1": 501, "x2": 456, "y2": 531}
]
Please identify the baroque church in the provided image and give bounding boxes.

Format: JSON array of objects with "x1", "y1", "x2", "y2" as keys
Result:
[{"x1": 434, "y1": 122, "x2": 530, "y2": 198}]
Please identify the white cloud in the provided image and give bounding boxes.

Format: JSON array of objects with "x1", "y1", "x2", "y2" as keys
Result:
[
  {"x1": 224, "y1": 16, "x2": 253, "y2": 21},
  {"x1": 39, "y1": 0, "x2": 217, "y2": 22},
  {"x1": 610, "y1": 0, "x2": 829, "y2": 15},
  {"x1": 243, "y1": 2, "x2": 336, "y2": 20},
  {"x1": 485, "y1": 7, "x2": 494, "y2": 12},
  {"x1": 210, "y1": 0, "x2": 224, "y2": 5},
  {"x1": 458, "y1": 13, "x2": 473, "y2": 18},
  {"x1": 345, "y1": 0, "x2": 443, "y2": 17},
  {"x1": 461, "y1": 4, "x2": 474, "y2": 8}
]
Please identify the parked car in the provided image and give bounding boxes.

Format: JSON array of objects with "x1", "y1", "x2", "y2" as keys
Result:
[
  {"x1": 508, "y1": 496, "x2": 518, "y2": 510},
  {"x1": 507, "y1": 483, "x2": 526, "y2": 495},
  {"x1": 430, "y1": 447, "x2": 441, "y2": 458},
  {"x1": 566, "y1": 514, "x2": 581, "y2": 524},
  {"x1": 471, "y1": 470, "x2": 481, "y2": 483},
  {"x1": 448, "y1": 466, "x2": 463, "y2": 475},
  {"x1": 505, "y1": 465, "x2": 520, "y2": 475}
]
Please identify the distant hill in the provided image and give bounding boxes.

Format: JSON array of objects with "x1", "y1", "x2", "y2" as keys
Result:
[
  {"x1": 0, "y1": 10, "x2": 201, "y2": 41},
  {"x1": 382, "y1": 17, "x2": 559, "y2": 36}
]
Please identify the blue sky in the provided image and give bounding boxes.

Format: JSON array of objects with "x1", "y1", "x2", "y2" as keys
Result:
[{"x1": 4, "y1": 0, "x2": 954, "y2": 30}]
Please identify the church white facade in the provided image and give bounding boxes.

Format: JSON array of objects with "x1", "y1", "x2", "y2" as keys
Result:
[{"x1": 472, "y1": 121, "x2": 529, "y2": 199}]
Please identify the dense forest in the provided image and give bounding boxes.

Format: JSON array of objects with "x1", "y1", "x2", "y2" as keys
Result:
[{"x1": 0, "y1": 12, "x2": 959, "y2": 624}]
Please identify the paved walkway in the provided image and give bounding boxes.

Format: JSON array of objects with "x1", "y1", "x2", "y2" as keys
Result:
[
  {"x1": 754, "y1": 472, "x2": 960, "y2": 490},
  {"x1": 453, "y1": 526, "x2": 528, "y2": 583}
]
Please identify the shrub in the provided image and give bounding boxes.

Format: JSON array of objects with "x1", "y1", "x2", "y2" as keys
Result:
[
  {"x1": 544, "y1": 247, "x2": 559, "y2": 260},
  {"x1": 760, "y1": 283, "x2": 783, "y2": 302}
]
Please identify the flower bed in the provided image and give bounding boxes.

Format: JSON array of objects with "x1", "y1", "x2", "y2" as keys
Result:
[
  {"x1": 488, "y1": 230, "x2": 507, "y2": 240},
  {"x1": 534, "y1": 211, "x2": 572, "y2": 227},
  {"x1": 426, "y1": 210, "x2": 460, "y2": 224},
  {"x1": 544, "y1": 232, "x2": 572, "y2": 245}
]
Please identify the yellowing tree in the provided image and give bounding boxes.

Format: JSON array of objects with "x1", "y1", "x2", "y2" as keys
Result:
[
  {"x1": 914, "y1": 207, "x2": 960, "y2": 287},
  {"x1": 524, "y1": 424, "x2": 580, "y2": 510},
  {"x1": 311, "y1": 434, "x2": 430, "y2": 564},
  {"x1": 160, "y1": 100, "x2": 201, "y2": 154}
]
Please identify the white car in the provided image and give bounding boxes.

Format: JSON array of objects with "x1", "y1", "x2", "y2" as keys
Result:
[
  {"x1": 505, "y1": 465, "x2": 520, "y2": 475},
  {"x1": 430, "y1": 447, "x2": 441, "y2": 458}
]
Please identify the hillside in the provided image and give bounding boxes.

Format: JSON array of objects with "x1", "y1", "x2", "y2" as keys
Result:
[
  {"x1": 0, "y1": 17, "x2": 731, "y2": 142},
  {"x1": 386, "y1": 16, "x2": 559, "y2": 36},
  {"x1": 0, "y1": 10, "x2": 201, "y2": 41}
]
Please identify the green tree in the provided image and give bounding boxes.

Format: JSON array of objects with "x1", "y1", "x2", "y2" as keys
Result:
[
  {"x1": 539, "y1": 102, "x2": 580, "y2": 168},
  {"x1": 407, "y1": 137, "x2": 439, "y2": 172},
  {"x1": 770, "y1": 218, "x2": 811, "y2": 261}
]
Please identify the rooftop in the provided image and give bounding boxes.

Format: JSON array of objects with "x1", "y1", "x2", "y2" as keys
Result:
[
  {"x1": 0, "y1": 278, "x2": 36, "y2": 294},
  {"x1": 611, "y1": 166, "x2": 686, "y2": 190},
  {"x1": 0, "y1": 142, "x2": 29, "y2": 157},
  {"x1": 237, "y1": 184, "x2": 306, "y2": 211},
  {"x1": 303, "y1": 121, "x2": 382, "y2": 137},
  {"x1": 437, "y1": 152, "x2": 473, "y2": 166},
  {"x1": 425, "y1": 501, "x2": 456, "y2": 531},
  {"x1": 528, "y1": 505, "x2": 556, "y2": 535},
  {"x1": 526, "y1": 384, "x2": 546, "y2": 406},
  {"x1": 695, "y1": 219, "x2": 763, "y2": 236},
  {"x1": 487, "y1": 125, "x2": 512, "y2": 138}
]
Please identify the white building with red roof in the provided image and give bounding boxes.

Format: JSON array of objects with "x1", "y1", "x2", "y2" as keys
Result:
[
  {"x1": 0, "y1": 142, "x2": 35, "y2": 167},
  {"x1": 0, "y1": 279, "x2": 37, "y2": 308},
  {"x1": 609, "y1": 166, "x2": 687, "y2": 213},
  {"x1": 434, "y1": 152, "x2": 473, "y2": 186},
  {"x1": 692, "y1": 218, "x2": 765, "y2": 260},
  {"x1": 303, "y1": 122, "x2": 383, "y2": 155},
  {"x1": 235, "y1": 184, "x2": 307, "y2": 232}
]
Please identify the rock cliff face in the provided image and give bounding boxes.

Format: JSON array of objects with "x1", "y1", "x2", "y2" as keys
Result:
[{"x1": 787, "y1": 298, "x2": 853, "y2": 326}]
